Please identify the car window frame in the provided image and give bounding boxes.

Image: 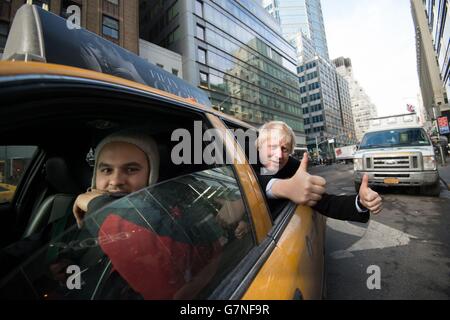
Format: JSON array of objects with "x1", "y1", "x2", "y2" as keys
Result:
[
  {"x1": 85, "y1": 165, "x2": 257, "y2": 300},
  {"x1": 0, "y1": 70, "x2": 293, "y2": 300},
  {"x1": 207, "y1": 115, "x2": 272, "y2": 242},
  {"x1": 206, "y1": 116, "x2": 300, "y2": 298},
  {"x1": 221, "y1": 118, "x2": 296, "y2": 233},
  {"x1": 0, "y1": 74, "x2": 267, "y2": 299}
]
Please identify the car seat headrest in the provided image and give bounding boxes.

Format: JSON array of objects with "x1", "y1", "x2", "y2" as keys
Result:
[{"x1": 45, "y1": 157, "x2": 84, "y2": 194}]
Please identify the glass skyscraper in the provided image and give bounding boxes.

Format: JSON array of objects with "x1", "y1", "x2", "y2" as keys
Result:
[
  {"x1": 140, "y1": 0, "x2": 306, "y2": 145},
  {"x1": 261, "y1": 0, "x2": 329, "y2": 60}
]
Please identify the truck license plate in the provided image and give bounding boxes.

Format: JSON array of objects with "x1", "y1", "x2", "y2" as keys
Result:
[{"x1": 384, "y1": 178, "x2": 399, "y2": 184}]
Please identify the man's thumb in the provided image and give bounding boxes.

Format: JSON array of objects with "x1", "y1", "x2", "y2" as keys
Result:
[
  {"x1": 300, "y1": 153, "x2": 309, "y2": 171},
  {"x1": 361, "y1": 174, "x2": 369, "y2": 190}
]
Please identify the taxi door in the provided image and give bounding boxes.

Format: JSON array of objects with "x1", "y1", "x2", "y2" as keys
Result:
[{"x1": 208, "y1": 115, "x2": 326, "y2": 300}]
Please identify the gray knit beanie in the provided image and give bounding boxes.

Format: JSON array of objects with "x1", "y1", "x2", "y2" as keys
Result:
[{"x1": 91, "y1": 129, "x2": 160, "y2": 189}]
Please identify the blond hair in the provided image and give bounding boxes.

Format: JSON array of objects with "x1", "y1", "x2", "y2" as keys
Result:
[{"x1": 256, "y1": 121, "x2": 296, "y2": 154}]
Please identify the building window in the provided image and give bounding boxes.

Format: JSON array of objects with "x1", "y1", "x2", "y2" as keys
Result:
[
  {"x1": 167, "y1": 1, "x2": 179, "y2": 22},
  {"x1": 196, "y1": 24, "x2": 205, "y2": 41},
  {"x1": 195, "y1": 0, "x2": 203, "y2": 18},
  {"x1": 103, "y1": 0, "x2": 119, "y2": 16},
  {"x1": 156, "y1": 63, "x2": 164, "y2": 69},
  {"x1": 165, "y1": 26, "x2": 180, "y2": 46},
  {"x1": 199, "y1": 72, "x2": 208, "y2": 88},
  {"x1": 172, "y1": 68, "x2": 179, "y2": 76},
  {"x1": 0, "y1": 22, "x2": 9, "y2": 50},
  {"x1": 102, "y1": 15, "x2": 119, "y2": 40},
  {"x1": 198, "y1": 47, "x2": 207, "y2": 64}
]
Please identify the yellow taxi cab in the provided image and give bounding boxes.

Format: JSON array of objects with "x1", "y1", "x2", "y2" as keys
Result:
[
  {"x1": 0, "y1": 4, "x2": 326, "y2": 300},
  {"x1": 0, "y1": 183, "x2": 16, "y2": 204}
]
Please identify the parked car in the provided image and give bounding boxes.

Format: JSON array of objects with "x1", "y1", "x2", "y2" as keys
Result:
[{"x1": 0, "y1": 5, "x2": 326, "y2": 300}]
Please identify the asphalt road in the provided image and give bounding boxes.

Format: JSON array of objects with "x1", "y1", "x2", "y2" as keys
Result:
[{"x1": 309, "y1": 163, "x2": 450, "y2": 300}]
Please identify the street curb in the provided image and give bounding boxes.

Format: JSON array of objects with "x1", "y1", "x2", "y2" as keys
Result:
[
  {"x1": 437, "y1": 162, "x2": 450, "y2": 190},
  {"x1": 439, "y1": 176, "x2": 450, "y2": 190}
]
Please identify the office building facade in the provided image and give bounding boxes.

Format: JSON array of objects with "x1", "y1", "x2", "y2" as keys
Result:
[
  {"x1": 0, "y1": 0, "x2": 139, "y2": 54},
  {"x1": 411, "y1": 0, "x2": 449, "y2": 117},
  {"x1": 140, "y1": 0, "x2": 306, "y2": 145},
  {"x1": 335, "y1": 70, "x2": 357, "y2": 145},
  {"x1": 423, "y1": 0, "x2": 450, "y2": 116},
  {"x1": 334, "y1": 57, "x2": 378, "y2": 141},
  {"x1": 261, "y1": 0, "x2": 329, "y2": 61},
  {"x1": 298, "y1": 56, "x2": 356, "y2": 157},
  {"x1": 139, "y1": 39, "x2": 183, "y2": 78}
]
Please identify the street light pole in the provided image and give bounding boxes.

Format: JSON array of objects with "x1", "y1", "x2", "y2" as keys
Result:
[
  {"x1": 315, "y1": 136, "x2": 330, "y2": 163},
  {"x1": 315, "y1": 136, "x2": 319, "y2": 162}
]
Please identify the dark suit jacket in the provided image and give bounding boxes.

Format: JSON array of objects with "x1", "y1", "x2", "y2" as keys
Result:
[{"x1": 255, "y1": 157, "x2": 370, "y2": 223}]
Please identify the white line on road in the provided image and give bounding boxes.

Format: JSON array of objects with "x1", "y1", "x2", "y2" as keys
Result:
[{"x1": 327, "y1": 219, "x2": 417, "y2": 259}]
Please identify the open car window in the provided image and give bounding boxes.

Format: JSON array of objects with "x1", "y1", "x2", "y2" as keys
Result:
[
  {"x1": 0, "y1": 165, "x2": 255, "y2": 300},
  {"x1": 0, "y1": 146, "x2": 38, "y2": 204}
]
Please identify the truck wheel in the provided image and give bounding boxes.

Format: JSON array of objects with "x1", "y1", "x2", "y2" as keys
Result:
[
  {"x1": 421, "y1": 181, "x2": 441, "y2": 197},
  {"x1": 354, "y1": 182, "x2": 361, "y2": 193}
]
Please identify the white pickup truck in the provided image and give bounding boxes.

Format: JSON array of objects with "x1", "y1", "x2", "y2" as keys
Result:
[{"x1": 353, "y1": 114, "x2": 440, "y2": 196}]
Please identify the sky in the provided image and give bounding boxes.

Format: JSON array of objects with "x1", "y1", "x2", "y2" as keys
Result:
[{"x1": 321, "y1": 0, "x2": 421, "y2": 117}]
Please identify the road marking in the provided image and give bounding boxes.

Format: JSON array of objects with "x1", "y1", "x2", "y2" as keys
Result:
[{"x1": 327, "y1": 219, "x2": 417, "y2": 259}]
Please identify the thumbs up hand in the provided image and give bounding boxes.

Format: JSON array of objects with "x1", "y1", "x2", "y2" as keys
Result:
[
  {"x1": 358, "y1": 174, "x2": 383, "y2": 214},
  {"x1": 286, "y1": 154, "x2": 327, "y2": 207}
]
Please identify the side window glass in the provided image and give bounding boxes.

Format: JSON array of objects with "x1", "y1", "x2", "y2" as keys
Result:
[
  {"x1": 0, "y1": 146, "x2": 37, "y2": 204},
  {"x1": 223, "y1": 121, "x2": 258, "y2": 165},
  {"x1": 222, "y1": 122, "x2": 291, "y2": 222},
  {"x1": 0, "y1": 166, "x2": 255, "y2": 299}
]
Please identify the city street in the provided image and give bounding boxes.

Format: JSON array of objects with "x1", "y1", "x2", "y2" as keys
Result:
[{"x1": 309, "y1": 163, "x2": 450, "y2": 299}]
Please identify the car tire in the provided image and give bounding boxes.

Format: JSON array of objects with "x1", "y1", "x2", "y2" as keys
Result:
[
  {"x1": 421, "y1": 180, "x2": 441, "y2": 197},
  {"x1": 354, "y1": 182, "x2": 361, "y2": 193}
]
